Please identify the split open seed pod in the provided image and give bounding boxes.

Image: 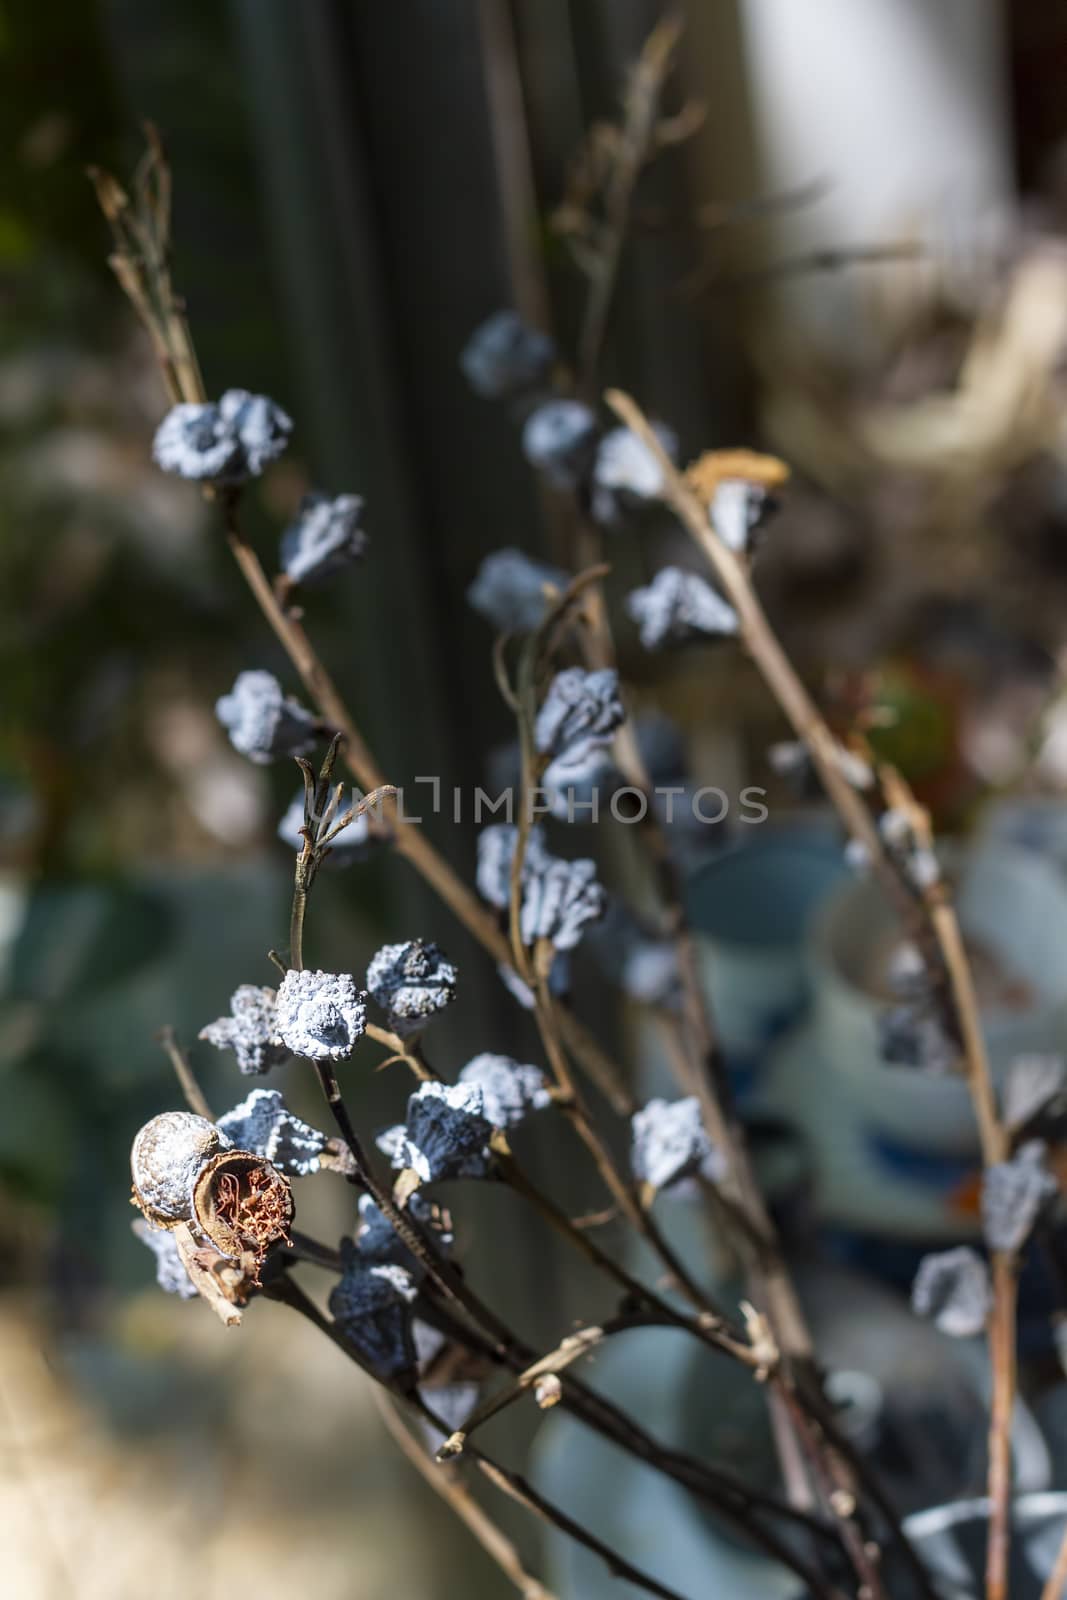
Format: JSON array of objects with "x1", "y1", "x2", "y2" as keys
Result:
[{"x1": 191, "y1": 1148, "x2": 294, "y2": 1272}]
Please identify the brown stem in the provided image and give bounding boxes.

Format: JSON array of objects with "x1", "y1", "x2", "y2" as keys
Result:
[
  {"x1": 372, "y1": 1386, "x2": 556, "y2": 1600},
  {"x1": 1040, "y1": 1521, "x2": 1067, "y2": 1600},
  {"x1": 469, "y1": 1448, "x2": 694, "y2": 1600},
  {"x1": 575, "y1": 16, "x2": 683, "y2": 393},
  {"x1": 496, "y1": 1157, "x2": 755, "y2": 1363},
  {"x1": 418, "y1": 1293, "x2": 844, "y2": 1594},
  {"x1": 157, "y1": 1025, "x2": 214, "y2": 1121},
  {"x1": 987, "y1": 1254, "x2": 1018, "y2": 1600}
]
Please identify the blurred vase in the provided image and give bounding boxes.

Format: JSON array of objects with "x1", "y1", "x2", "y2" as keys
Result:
[
  {"x1": 682, "y1": 831, "x2": 847, "y2": 1096},
  {"x1": 890, "y1": 1493, "x2": 1067, "y2": 1599},
  {"x1": 809, "y1": 842, "x2": 1067, "y2": 1157}
]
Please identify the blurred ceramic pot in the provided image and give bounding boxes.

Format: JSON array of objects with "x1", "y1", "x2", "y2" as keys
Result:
[
  {"x1": 808, "y1": 843, "x2": 1067, "y2": 1155},
  {"x1": 683, "y1": 831, "x2": 847, "y2": 1095},
  {"x1": 890, "y1": 1493, "x2": 1067, "y2": 1599}
]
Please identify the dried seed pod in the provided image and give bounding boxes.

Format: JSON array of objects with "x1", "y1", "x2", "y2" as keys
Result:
[
  {"x1": 365, "y1": 939, "x2": 458, "y2": 1037},
  {"x1": 130, "y1": 1111, "x2": 228, "y2": 1227},
  {"x1": 460, "y1": 309, "x2": 555, "y2": 399},
  {"x1": 467, "y1": 547, "x2": 569, "y2": 633},
  {"x1": 457, "y1": 1053, "x2": 551, "y2": 1130},
  {"x1": 626, "y1": 567, "x2": 738, "y2": 649},
  {"x1": 911, "y1": 1246, "x2": 991, "y2": 1337},
  {"x1": 521, "y1": 399, "x2": 599, "y2": 489},
  {"x1": 631, "y1": 1096, "x2": 725, "y2": 1193},
  {"x1": 191, "y1": 1148, "x2": 294, "y2": 1268},
  {"x1": 275, "y1": 968, "x2": 368, "y2": 1061}
]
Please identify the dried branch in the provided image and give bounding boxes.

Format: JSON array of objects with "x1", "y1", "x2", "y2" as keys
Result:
[
  {"x1": 156, "y1": 1025, "x2": 214, "y2": 1121},
  {"x1": 372, "y1": 1387, "x2": 556, "y2": 1600}
]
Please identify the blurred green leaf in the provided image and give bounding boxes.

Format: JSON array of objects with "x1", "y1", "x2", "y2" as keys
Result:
[{"x1": 8, "y1": 881, "x2": 174, "y2": 1003}]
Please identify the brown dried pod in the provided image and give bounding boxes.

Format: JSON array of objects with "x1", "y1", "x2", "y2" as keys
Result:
[
  {"x1": 131, "y1": 1111, "x2": 227, "y2": 1228},
  {"x1": 191, "y1": 1148, "x2": 294, "y2": 1274}
]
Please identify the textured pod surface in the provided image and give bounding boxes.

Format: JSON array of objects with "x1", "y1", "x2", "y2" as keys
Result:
[
  {"x1": 275, "y1": 968, "x2": 367, "y2": 1061},
  {"x1": 365, "y1": 939, "x2": 457, "y2": 1037},
  {"x1": 131, "y1": 1111, "x2": 227, "y2": 1226},
  {"x1": 191, "y1": 1149, "x2": 294, "y2": 1267}
]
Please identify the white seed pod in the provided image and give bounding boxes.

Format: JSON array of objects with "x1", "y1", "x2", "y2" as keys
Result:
[
  {"x1": 521, "y1": 400, "x2": 599, "y2": 489},
  {"x1": 912, "y1": 1246, "x2": 991, "y2": 1337},
  {"x1": 626, "y1": 567, "x2": 738, "y2": 650},
  {"x1": 535, "y1": 668, "x2": 624, "y2": 761},
  {"x1": 467, "y1": 547, "x2": 570, "y2": 633},
  {"x1": 458, "y1": 1053, "x2": 551, "y2": 1129},
  {"x1": 130, "y1": 1111, "x2": 230, "y2": 1227},
  {"x1": 275, "y1": 968, "x2": 368, "y2": 1061},
  {"x1": 215, "y1": 670, "x2": 318, "y2": 766},
  {"x1": 631, "y1": 1097, "x2": 725, "y2": 1192},
  {"x1": 460, "y1": 310, "x2": 555, "y2": 399},
  {"x1": 280, "y1": 492, "x2": 367, "y2": 586}
]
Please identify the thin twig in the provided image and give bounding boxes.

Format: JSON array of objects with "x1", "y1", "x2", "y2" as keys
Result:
[
  {"x1": 987, "y1": 1254, "x2": 1018, "y2": 1600},
  {"x1": 372, "y1": 1387, "x2": 556, "y2": 1600},
  {"x1": 1041, "y1": 1519, "x2": 1067, "y2": 1600},
  {"x1": 156, "y1": 1025, "x2": 214, "y2": 1121},
  {"x1": 575, "y1": 14, "x2": 685, "y2": 391},
  {"x1": 471, "y1": 1450, "x2": 693, "y2": 1600}
]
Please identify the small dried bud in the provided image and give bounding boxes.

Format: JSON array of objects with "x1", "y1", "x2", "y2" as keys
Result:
[
  {"x1": 329, "y1": 1249, "x2": 419, "y2": 1378},
  {"x1": 911, "y1": 1246, "x2": 991, "y2": 1336},
  {"x1": 215, "y1": 670, "x2": 318, "y2": 765},
  {"x1": 878, "y1": 809, "x2": 940, "y2": 889},
  {"x1": 876, "y1": 1003, "x2": 956, "y2": 1073},
  {"x1": 631, "y1": 1097, "x2": 725, "y2": 1193},
  {"x1": 534, "y1": 1373, "x2": 563, "y2": 1409},
  {"x1": 420, "y1": 1381, "x2": 482, "y2": 1453},
  {"x1": 591, "y1": 422, "x2": 677, "y2": 522},
  {"x1": 191, "y1": 1148, "x2": 294, "y2": 1265},
  {"x1": 458, "y1": 1053, "x2": 551, "y2": 1129},
  {"x1": 709, "y1": 478, "x2": 776, "y2": 554},
  {"x1": 277, "y1": 791, "x2": 374, "y2": 867},
  {"x1": 626, "y1": 567, "x2": 738, "y2": 650},
  {"x1": 280, "y1": 492, "x2": 367, "y2": 586},
  {"x1": 460, "y1": 310, "x2": 555, "y2": 399},
  {"x1": 844, "y1": 839, "x2": 871, "y2": 873},
  {"x1": 535, "y1": 668, "x2": 624, "y2": 764},
  {"x1": 543, "y1": 742, "x2": 617, "y2": 821},
  {"x1": 835, "y1": 746, "x2": 874, "y2": 791},
  {"x1": 982, "y1": 1140, "x2": 1058, "y2": 1254},
  {"x1": 475, "y1": 823, "x2": 605, "y2": 952},
  {"x1": 767, "y1": 740, "x2": 807, "y2": 776},
  {"x1": 365, "y1": 939, "x2": 457, "y2": 1037},
  {"x1": 519, "y1": 853, "x2": 606, "y2": 952},
  {"x1": 132, "y1": 1219, "x2": 197, "y2": 1299},
  {"x1": 467, "y1": 547, "x2": 570, "y2": 633},
  {"x1": 476, "y1": 824, "x2": 551, "y2": 910},
  {"x1": 131, "y1": 1111, "x2": 228, "y2": 1226},
  {"x1": 1004, "y1": 1055, "x2": 1067, "y2": 1133},
  {"x1": 522, "y1": 400, "x2": 599, "y2": 489},
  {"x1": 216, "y1": 388, "x2": 293, "y2": 475},
  {"x1": 387, "y1": 1081, "x2": 493, "y2": 1183},
  {"x1": 275, "y1": 968, "x2": 367, "y2": 1061},
  {"x1": 216, "y1": 1088, "x2": 330, "y2": 1177},
  {"x1": 199, "y1": 984, "x2": 289, "y2": 1076},
  {"x1": 356, "y1": 1192, "x2": 453, "y2": 1279},
  {"x1": 152, "y1": 389, "x2": 291, "y2": 483},
  {"x1": 886, "y1": 942, "x2": 929, "y2": 1000}
]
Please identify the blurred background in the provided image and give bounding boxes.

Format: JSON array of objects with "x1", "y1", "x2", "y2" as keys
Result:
[{"x1": 8, "y1": 1, "x2": 1067, "y2": 1595}]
